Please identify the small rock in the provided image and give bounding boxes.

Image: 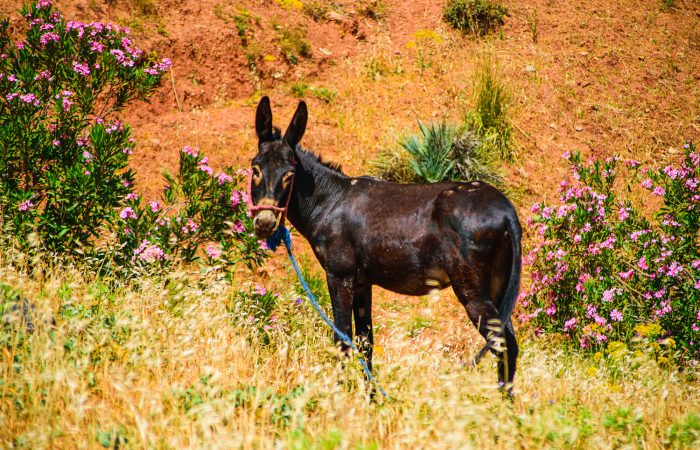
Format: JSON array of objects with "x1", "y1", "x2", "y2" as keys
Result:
[
  {"x1": 578, "y1": 51, "x2": 589, "y2": 56},
  {"x1": 326, "y1": 11, "x2": 346, "y2": 23},
  {"x1": 668, "y1": 146, "x2": 679, "y2": 154},
  {"x1": 574, "y1": 124, "x2": 584, "y2": 132},
  {"x1": 549, "y1": 122, "x2": 558, "y2": 129},
  {"x1": 318, "y1": 48, "x2": 333, "y2": 56},
  {"x1": 525, "y1": 64, "x2": 536, "y2": 73}
]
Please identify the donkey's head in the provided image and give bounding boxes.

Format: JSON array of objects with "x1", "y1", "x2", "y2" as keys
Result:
[{"x1": 250, "y1": 96, "x2": 307, "y2": 238}]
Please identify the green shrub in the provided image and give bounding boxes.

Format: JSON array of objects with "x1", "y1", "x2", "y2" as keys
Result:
[
  {"x1": 274, "y1": 23, "x2": 311, "y2": 65},
  {"x1": 442, "y1": 0, "x2": 508, "y2": 36},
  {"x1": 359, "y1": 0, "x2": 387, "y2": 20},
  {"x1": 0, "y1": 1, "x2": 168, "y2": 254},
  {"x1": 523, "y1": 144, "x2": 700, "y2": 364},
  {"x1": 373, "y1": 122, "x2": 502, "y2": 185},
  {"x1": 465, "y1": 57, "x2": 514, "y2": 161}
]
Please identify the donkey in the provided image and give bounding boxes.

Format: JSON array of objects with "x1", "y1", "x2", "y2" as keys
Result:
[{"x1": 249, "y1": 96, "x2": 522, "y2": 392}]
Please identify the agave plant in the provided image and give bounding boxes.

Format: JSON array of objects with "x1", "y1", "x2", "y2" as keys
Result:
[{"x1": 400, "y1": 122, "x2": 457, "y2": 183}]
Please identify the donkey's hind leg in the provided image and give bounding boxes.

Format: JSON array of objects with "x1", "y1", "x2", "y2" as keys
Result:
[{"x1": 451, "y1": 282, "x2": 516, "y2": 391}]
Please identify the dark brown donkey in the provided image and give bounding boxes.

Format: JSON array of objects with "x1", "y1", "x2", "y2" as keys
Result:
[{"x1": 249, "y1": 97, "x2": 522, "y2": 392}]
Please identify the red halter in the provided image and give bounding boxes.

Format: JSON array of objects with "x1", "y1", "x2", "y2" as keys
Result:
[{"x1": 245, "y1": 165, "x2": 295, "y2": 229}]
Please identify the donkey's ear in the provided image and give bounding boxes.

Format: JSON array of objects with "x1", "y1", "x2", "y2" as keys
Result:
[
  {"x1": 283, "y1": 101, "x2": 307, "y2": 149},
  {"x1": 255, "y1": 96, "x2": 273, "y2": 142}
]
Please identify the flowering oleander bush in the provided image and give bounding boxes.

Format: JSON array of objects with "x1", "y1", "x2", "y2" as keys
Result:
[
  {"x1": 101, "y1": 146, "x2": 268, "y2": 275},
  {"x1": 0, "y1": 0, "x2": 169, "y2": 253},
  {"x1": 522, "y1": 142, "x2": 700, "y2": 365}
]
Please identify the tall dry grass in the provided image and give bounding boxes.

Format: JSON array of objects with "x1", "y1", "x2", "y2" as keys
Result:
[{"x1": 1, "y1": 243, "x2": 698, "y2": 449}]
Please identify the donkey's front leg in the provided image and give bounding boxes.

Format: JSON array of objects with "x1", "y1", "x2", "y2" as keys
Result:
[
  {"x1": 353, "y1": 285, "x2": 373, "y2": 372},
  {"x1": 326, "y1": 272, "x2": 354, "y2": 353}
]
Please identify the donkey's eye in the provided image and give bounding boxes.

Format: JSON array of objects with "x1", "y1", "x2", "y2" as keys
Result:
[
  {"x1": 282, "y1": 171, "x2": 294, "y2": 189},
  {"x1": 252, "y1": 165, "x2": 262, "y2": 185}
]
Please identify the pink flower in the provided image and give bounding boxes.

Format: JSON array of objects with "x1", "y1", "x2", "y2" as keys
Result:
[
  {"x1": 254, "y1": 284, "x2": 267, "y2": 295},
  {"x1": 120, "y1": 207, "x2": 136, "y2": 219},
  {"x1": 83, "y1": 151, "x2": 93, "y2": 162},
  {"x1": 638, "y1": 256, "x2": 649, "y2": 271},
  {"x1": 257, "y1": 240, "x2": 269, "y2": 251},
  {"x1": 641, "y1": 178, "x2": 653, "y2": 189},
  {"x1": 72, "y1": 61, "x2": 90, "y2": 76},
  {"x1": 618, "y1": 208, "x2": 630, "y2": 221},
  {"x1": 619, "y1": 269, "x2": 634, "y2": 280},
  {"x1": 231, "y1": 191, "x2": 241, "y2": 208},
  {"x1": 124, "y1": 193, "x2": 138, "y2": 201},
  {"x1": 216, "y1": 172, "x2": 232, "y2": 185},
  {"x1": 573, "y1": 234, "x2": 581, "y2": 244},
  {"x1": 139, "y1": 244, "x2": 167, "y2": 262},
  {"x1": 232, "y1": 221, "x2": 245, "y2": 233},
  {"x1": 564, "y1": 317, "x2": 577, "y2": 331},
  {"x1": 545, "y1": 304, "x2": 556, "y2": 316},
  {"x1": 149, "y1": 201, "x2": 160, "y2": 212},
  {"x1": 182, "y1": 146, "x2": 198, "y2": 157},
  {"x1": 610, "y1": 309, "x2": 623, "y2": 322},
  {"x1": 198, "y1": 164, "x2": 213, "y2": 175},
  {"x1": 205, "y1": 243, "x2": 222, "y2": 259},
  {"x1": 89, "y1": 41, "x2": 105, "y2": 53},
  {"x1": 40, "y1": 32, "x2": 59, "y2": 45},
  {"x1": 652, "y1": 186, "x2": 665, "y2": 197},
  {"x1": 52, "y1": 139, "x2": 60, "y2": 146},
  {"x1": 18, "y1": 200, "x2": 34, "y2": 211},
  {"x1": 182, "y1": 218, "x2": 198, "y2": 233}
]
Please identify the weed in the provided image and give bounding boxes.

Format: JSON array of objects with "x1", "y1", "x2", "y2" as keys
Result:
[
  {"x1": 131, "y1": 0, "x2": 158, "y2": 17},
  {"x1": 464, "y1": 56, "x2": 514, "y2": 161},
  {"x1": 303, "y1": 1, "x2": 332, "y2": 21},
  {"x1": 364, "y1": 53, "x2": 403, "y2": 80},
  {"x1": 443, "y1": 0, "x2": 508, "y2": 37},
  {"x1": 309, "y1": 86, "x2": 336, "y2": 103},
  {"x1": 290, "y1": 82, "x2": 309, "y2": 98},
  {"x1": 273, "y1": 23, "x2": 312, "y2": 65},
  {"x1": 359, "y1": 0, "x2": 387, "y2": 20},
  {"x1": 666, "y1": 413, "x2": 700, "y2": 447},
  {"x1": 527, "y1": 9, "x2": 539, "y2": 43},
  {"x1": 660, "y1": 0, "x2": 675, "y2": 11}
]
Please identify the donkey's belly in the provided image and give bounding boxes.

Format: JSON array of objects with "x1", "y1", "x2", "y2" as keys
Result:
[{"x1": 369, "y1": 266, "x2": 452, "y2": 296}]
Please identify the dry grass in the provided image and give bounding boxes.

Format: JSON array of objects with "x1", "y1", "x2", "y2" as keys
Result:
[{"x1": 1, "y1": 245, "x2": 698, "y2": 449}]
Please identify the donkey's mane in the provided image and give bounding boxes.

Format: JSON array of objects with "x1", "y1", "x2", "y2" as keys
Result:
[
  {"x1": 298, "y1": 148, "x2": 344, "y2": 175},
  {"x1": 271, "y1": 126, "x2": 343, "y2": 174}
]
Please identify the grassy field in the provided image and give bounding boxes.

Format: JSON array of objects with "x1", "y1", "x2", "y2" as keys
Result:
[{"x1": 1, "y1": 244, "x2": 698, "y2": 449}]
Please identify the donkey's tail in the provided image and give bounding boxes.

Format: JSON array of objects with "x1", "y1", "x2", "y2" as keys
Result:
[{"x1": 472, "y1": 213, "x2": 522, "y2": 365}]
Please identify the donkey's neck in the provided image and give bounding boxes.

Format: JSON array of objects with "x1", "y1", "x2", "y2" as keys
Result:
[{"x1": 287, "y1": 149, "x2": 350, "y2": 240}]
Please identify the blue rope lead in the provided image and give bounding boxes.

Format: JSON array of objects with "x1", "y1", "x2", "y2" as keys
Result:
[{"x1": 266, "y1": 226, "x2": 388, "y2": 398}]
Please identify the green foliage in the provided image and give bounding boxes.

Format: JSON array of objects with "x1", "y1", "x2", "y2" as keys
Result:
[
  {"x1": 379, "y1": 121, "x2": 502, "y2": 184},
  {"x1": 364, "y1": 53, "x2": 403, "y2": 81},
  {"x1": 442, "y1": 0, "x2": 508, "y2": 36},
  {"x1": 370, "y1": 148, "x2": 419, "y2": 183},
  {"x1": 289, "y1": 83, "x2": 336, "y2": 103},
  {"x1": 274, "y1": 23, "x2": 311, "y2": 65},
  {"x1": 523, "y1": 144, "x2": 700, "y2": 364},
  {"x1": 666, "y1": 413, "x2": 700, "y2": 448},
  {"x1": 0, "y1": 1, "x2": 168, "y2": 255},
  {"x1": 303, "y1": 1, "x2": 332, "y2": 21},
  {"x1": 358, "y1": 0, "x2": 387, "y2": 20},
  {"x1": 101, "y1": 147, "x2": 267, "y2": 276},
  {"x1": 464, "y1": 57, "x2": 514, "y2": 161}
]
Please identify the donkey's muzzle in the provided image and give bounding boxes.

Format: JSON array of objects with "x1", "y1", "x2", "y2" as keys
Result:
[{"x1": 253, "y1": 210, "x2": 278, "y2": 238}]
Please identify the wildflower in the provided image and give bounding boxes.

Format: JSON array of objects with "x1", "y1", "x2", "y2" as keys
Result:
[
  {"x1": 89, "y1": 40, "x2": 105, "y2": 53},
  {"x1": 120, "y1": 207, "x2": 136, "y2": 219},
  {"x1": 638, "y1": 256, "x2": 649, "y2": 271},
  {"x1": 52, "y1": 139, "x2": 60, "y2": 146},
  {"x1": 72, "y1": 61, "x2": 90, "y2": 76},
  {"x1": 83, "y1": 151, "x2": 93, "y2": 162},
  {"x1": 182, "y1": 218, "x2": 198, "y2": 233},
  {"x1": 231, "y1": 191, "x2": 241, "y2": 208},
  {"x1": 602, "y1": 288, "x2": 616, "y2": 302},
  {"x1": 18, "y1": 200, "x2": 33, "y2": 211},
  {"x1": 198, "y1": 164, "x2": 213, "y2": 175},
  {"x1": 652, "y1": 186, "x2": 665, "y2": 197},
  {"x1": 139, "y1": 244, "x2": 167, "y2": 262},
  {"x1": 618, "y1": 207, "x2": 630, "y2": 221},
  {"x1": 258, "y1": 240, "x2": 269, "y2": 251},
  {"x1": 36, "y1": 0, "x2": 52, "y2": 9},
  {"x1": 206, "y1": 243, "x2": 222, "y2": 259},
  {"x1": 232, "y1": 221, "x2": 245, "y2": 233},
  {"x1": 124, "y1": 193, "x2": 138, "y2": 201},
  {"x1": 255, "y1": 284, "x2": 267, "y2": 295},
  {"x1": 564, "y1": 317, "x2": 577, "y2": 331},
  {"x1": 149, "y1": 201, "x2": 160, "y2": 212},
  {"x1": 182, "y1": 145, "x2": 198, "y2": 157},
  {"x1": 619, "y1": 269, "x2": 634, "y2": 280},
  {"x1": 40, "y1": 32, "x2": 59, "y2": 45},
  {"x1": 216, "y1": 172, "x2": 232, "y2": 185},
  {"x1": 545, "y1": 304, "x2": 556, "y2": 316},
  {"x1": 610, "y1": 309, "x2": 623, "y2": 322},
  {"x1": 641, "y1": 178, "x2": 653, "y2": 189}
]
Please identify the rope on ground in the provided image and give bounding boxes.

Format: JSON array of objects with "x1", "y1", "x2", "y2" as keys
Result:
[{"x1": 266, "y1": 226, "x2": 388, "y2": 398}]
